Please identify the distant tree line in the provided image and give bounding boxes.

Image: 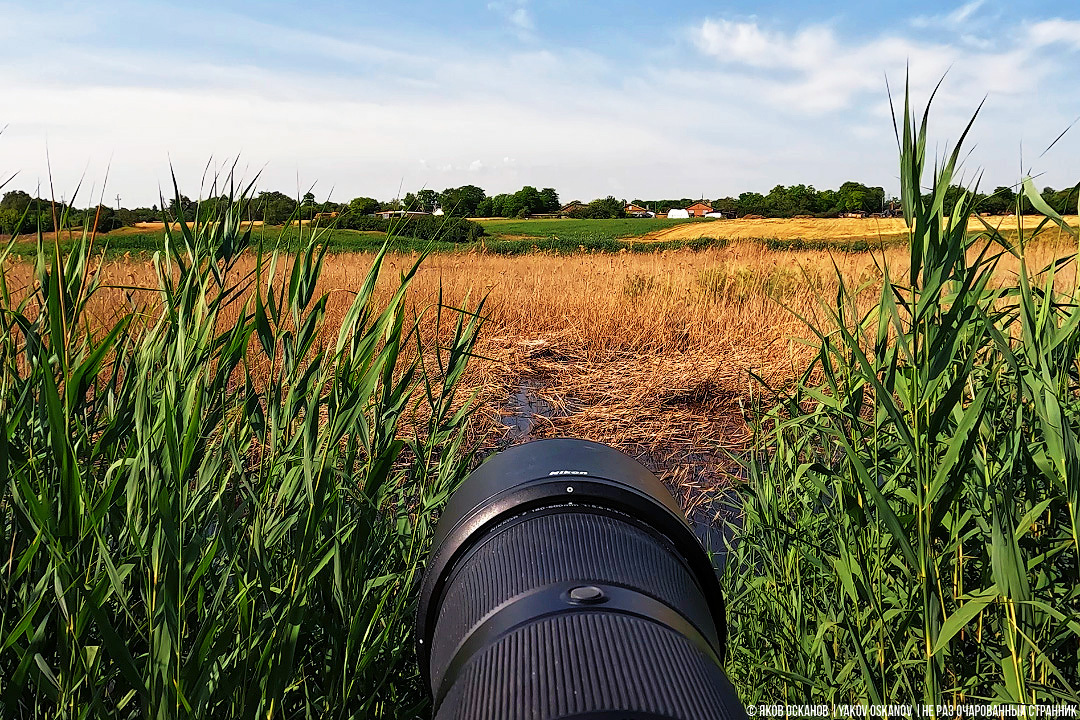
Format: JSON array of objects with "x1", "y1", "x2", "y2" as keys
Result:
[
  {"x1": 958, "y1": 184, "x2": 1077, "y2": 216},
  {"x1": 636, "y1": 182, "x2": 1078, "y2": 219},
  {"x1": 0, "y1": 190, "x2": 168, "y2": 234},
  {"x1": 565, "y1": 197, "x2": 626, "y2": 219},
  {"x1": 627, "y1": 182, "x2": 890, "y2": 218},
  {"x1": 338, "y1": 185, "x2": 561, "y2": 220},
  {"x1": 2, "y1": 180, "x2": 1076, "y2": 236}
]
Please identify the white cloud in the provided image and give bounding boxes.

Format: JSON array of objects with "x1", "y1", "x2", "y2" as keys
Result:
[
  {"x1": 487, "y1": 0, "x2": 533, "y2": 35},
  {"x1": 691, "y1": 16, "x2": 1074, "y2": 114},
  {"x1": 1026, "y1": 19, "x2": 1080, "y2": 49},
  {"x1": 948, "y1": 0, "x2": 986, "y2": 25},
  {"x1": 695, "y1": 19, "x2": 836, "y2": 70},
  {"x1": 912, "y1": 0, "x2": 987, "y2": 29},
  {"x1": 695, "y1": 19, "x2": 951, "y2": 112}
]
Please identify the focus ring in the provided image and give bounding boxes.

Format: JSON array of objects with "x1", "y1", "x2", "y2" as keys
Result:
[
  {"x1": 433, "y1": 582, "x2": 721, "y2": 712},
  {"x1": 430, "y1": 510, "x2": 719, "y2": 694},
  {"x1": 435, "y1": 610, "x2": 742, "y2": 720}
]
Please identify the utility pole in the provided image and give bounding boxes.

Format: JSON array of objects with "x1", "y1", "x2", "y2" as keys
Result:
[{"x1": 116, "y1": 194, "x2": 121, "y2": 211}]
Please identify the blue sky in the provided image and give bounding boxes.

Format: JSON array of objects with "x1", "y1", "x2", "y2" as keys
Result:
[{"x1": 2, "y1": 0, "x2": 1078, "y2": 206}]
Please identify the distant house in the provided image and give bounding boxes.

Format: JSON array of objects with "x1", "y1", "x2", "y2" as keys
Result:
[
  {"x1": 667, "y1": 208, "x2": 691, "y2": 219},
  {"x1": 686, "y1": 202, "x2": 714, "y2": 218},
  {"x1": 313, "y1": 211, "x2": 339, "y2": 221},
  {"x1": 375, "y1": 210, "x2": 431, "y2": 219},
  {"x1": 625, "y1": 203, "x2": 655, "y2": 218},
  {"x1": 560, "y1": 202, "x2": 586, "y2": 215}
]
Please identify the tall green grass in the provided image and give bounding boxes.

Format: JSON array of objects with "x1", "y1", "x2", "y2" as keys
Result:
[
  {"x1": 725, "y1": 86, "x2": 1080, "y2": 704},
  {"x1": 0, "y1": 181, "x2": 482, "y2": 717}
]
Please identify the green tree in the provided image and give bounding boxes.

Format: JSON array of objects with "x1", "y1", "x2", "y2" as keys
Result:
[
  {"x1": 0, "y1": 208, "x2": 21, "y2": 234},
  {"x1": 439, "y1": 185, "x2": 486, "y2": 217},
  {"x1": 0, "y1": 191, "x2": 35, "y2": 234},
  {"x1": 0, "y1": 190, "x2": 32, "y2": 215},
  {"x1": 835, "y1": 181, "x2": 886, "y2": 214},
  {"x1": 348, "y1": 196, "x2": 379, "y2": 216},
  {"x1": 488, "y1": 193, "x2": 512, "y2": 217},
  {"x1": 712, "y1": 197, "x2": 738, "y2": 215},
  {"x1": 1039, "y1": 185, "x2": 1078, "y2": 215},
  {"x1": 764, "y1": 184, "x2": 823, "y2": 217},
  {"x1": 737, "y1": 192, "x2": 766, "y2": 216},
  {"x1": 254, "y1": 191, "x2": 296, "y2": 225},
  {"x1": 168, "y1": 194, "x2": 197, "y2": 220},
  {"x1": 568, "y1": 196, "x2": 625, "y2": 219},
  {"x1": 416, "y1": 189, "x2": 439, "y2": 213},
  {"x1": 89, "y1": 204, "x2": 123, "y2": 233},
  {"x1": 539, "y1": 187, "x2": 560, "y2": 212},
  {"x1": 817, "y1": 189, "x2": 839, "y2": 215},
  {"x1": 981, "y1": 186, "x2": 1017, "y2": 215},
  {"x1": 507, "y1": 186, "x2": 542, "y2": 217}
]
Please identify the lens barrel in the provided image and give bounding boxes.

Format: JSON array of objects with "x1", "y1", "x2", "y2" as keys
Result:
[{"x1": 416, "y1": 438, "x2": 747, "y2": 720}]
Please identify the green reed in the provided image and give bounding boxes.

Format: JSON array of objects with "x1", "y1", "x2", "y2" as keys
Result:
[
  {"x1": 725, "y1": 83, "x2": 1080, "y2": 706},
  {"x1": 0, "y1": 176, "x2": 482, "y2": 718}
]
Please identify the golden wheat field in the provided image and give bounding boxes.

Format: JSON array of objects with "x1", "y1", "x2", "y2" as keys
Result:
[
  {"x1": 4, "y1": 235, "x2": 1077, "y2": 503},
  {"x1": 638, "y1": 214, "x2": 1080, "y2": 243}
]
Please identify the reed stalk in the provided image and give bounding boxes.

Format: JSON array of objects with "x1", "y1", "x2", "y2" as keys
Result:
[
  {"x1": 0, "y1": 177, "x2": 483, "y2": 717},
  {"x1": 725, "y1": 81, "x2": 1080, "y2": 707}
]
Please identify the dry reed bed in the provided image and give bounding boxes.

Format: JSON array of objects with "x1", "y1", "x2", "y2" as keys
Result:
[
  {"x1": 4, "y1": 236, "x2": 1074, "y2": 493},
  {"x1": 403, "y1": 245, "x2": 882, "y2": 480},
  {"x1": 4, "y1": 243, "x2": 874, "y2": 495}
]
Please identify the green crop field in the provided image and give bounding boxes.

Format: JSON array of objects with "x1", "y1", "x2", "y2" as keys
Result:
[
  {"x1": 2, "y1": 225, "x2": 462, "y2": 259},
  {"x1": 4, "y1": 218, "x2": 727, "y2": 260}
]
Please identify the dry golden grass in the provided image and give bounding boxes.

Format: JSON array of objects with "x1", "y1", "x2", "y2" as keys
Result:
[
  {"x1": 639, "y1": 214, "x2": 1080, "y2": 243},
  {"x1": 0, "y1": 242, "x2": 889, "y2": 495},
  {"x1": 4, "y1": 234, "x2": 1075, "y2": 499}
]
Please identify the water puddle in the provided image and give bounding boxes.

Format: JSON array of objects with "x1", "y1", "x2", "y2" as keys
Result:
[{"x1": 498, "y1": 380, "x2": 562, "y2": 445}]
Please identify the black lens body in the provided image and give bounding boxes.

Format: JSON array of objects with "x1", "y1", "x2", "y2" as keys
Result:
[{"x1": 416, "y1": 438, "x2": 747, "y2": 720}]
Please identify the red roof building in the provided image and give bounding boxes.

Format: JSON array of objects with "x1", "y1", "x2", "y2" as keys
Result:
[{"x1": 624, "y1": 203, "x2": 653, "y2": 217}]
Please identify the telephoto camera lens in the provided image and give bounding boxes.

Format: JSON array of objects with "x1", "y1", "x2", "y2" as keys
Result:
[{"x1": 416, "y1": 438, "x2": 748, "y2": 720}]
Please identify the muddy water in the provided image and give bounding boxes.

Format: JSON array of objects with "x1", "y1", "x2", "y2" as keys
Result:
[{"x1": 498, "y1": 380, "x2": 563, "y2": 445}]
